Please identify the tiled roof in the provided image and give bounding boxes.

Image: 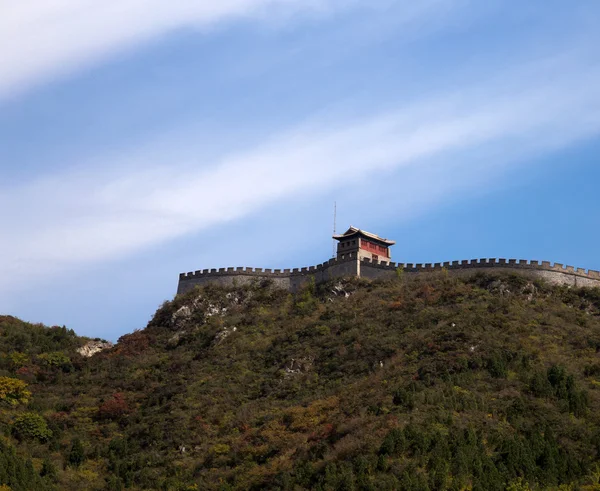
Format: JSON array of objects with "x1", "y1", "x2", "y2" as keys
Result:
[{"x1": 333, "y1": 226, "x2": 396, "y2": 246}]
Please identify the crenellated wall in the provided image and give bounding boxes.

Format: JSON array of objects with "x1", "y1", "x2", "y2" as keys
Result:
[
  {"x1": 177, "y1": 256, "x2": 600, "y2": 295},
  {"x1": 358, "y1": 258, "x2": 600, "y2": 288},
  {"x1": 177, "y1": 256, "x2": 358, "y2": 294}
]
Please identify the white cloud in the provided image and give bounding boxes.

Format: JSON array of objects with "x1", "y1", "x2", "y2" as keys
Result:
[
  {"x1": 1, "y1": 52, "x2": 600, "y2": 294},
  {"x1": 0, "y1": 0, "x2": 450, "y2": 100}
]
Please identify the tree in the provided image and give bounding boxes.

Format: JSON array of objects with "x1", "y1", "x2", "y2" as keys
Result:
[
  {"x1": 9, "y1": 351, "x2": 29, "y2": 369},
  {"x1": 12, "y1": 413, "x2": 53, "y2": 442},
  {"x1": 37, "y1": 351, "x2": 73, "y2": 372},
  {"x1": 67, "y1": 438, "x2": 85, "y2": 468},
  {"x1": 41, "y1": 457, "x2": 58, "y2": 481},
  {"x1": 0, "y1": 376, "x2": 31, "y2": 406}
]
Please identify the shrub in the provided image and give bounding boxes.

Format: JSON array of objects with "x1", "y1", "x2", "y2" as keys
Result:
[
  {"x1": 12, "y1": 413, "x2": 53, "y2": 442},
  {"x1": 98, "y1": 392, "x2": 130, "y2": 420}
]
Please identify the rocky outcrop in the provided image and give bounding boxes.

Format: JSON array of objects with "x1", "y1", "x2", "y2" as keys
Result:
[{"x1": 77, "y1": 340, "x2": 114, "y2": 357}]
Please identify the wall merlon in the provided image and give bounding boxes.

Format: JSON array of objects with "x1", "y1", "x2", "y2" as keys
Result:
[{"x1": 178, "y1": 251, "x2": 600, "y2": 294}]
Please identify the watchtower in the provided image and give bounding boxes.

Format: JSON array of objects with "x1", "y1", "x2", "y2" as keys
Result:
[{"x1": 333, "y1": 226, "x2": 395, "y2": 262}]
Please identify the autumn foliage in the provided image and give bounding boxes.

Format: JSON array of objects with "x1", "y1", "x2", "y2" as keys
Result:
[
  {"x1": 2, "y1": 274, "x2": 600, "y2": 489},
  {"x1": 97, "y1": 392, "x2": 130, "y2": 420}
]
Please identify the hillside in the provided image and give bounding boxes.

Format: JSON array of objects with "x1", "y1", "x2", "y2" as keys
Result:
[{"x1": 2, "y1": 272, "x2": 600, "y2": 490}]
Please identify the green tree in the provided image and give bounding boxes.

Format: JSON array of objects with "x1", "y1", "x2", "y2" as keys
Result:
[
  {"x1": 40, "y1": 457, "x2": 58, "y2": 482},
  {"x1": 9, "y1": 351, "x2": 29, "y2": 369},
  {"x1": 12, "y1": 413, "x2": 53, "y2": 442},
  {"x1": 67, "y1": 438, "x2": 85, "y2": 468},
  {"x1": 37, "y1": 351, "x2": 73, "y2": 372}
]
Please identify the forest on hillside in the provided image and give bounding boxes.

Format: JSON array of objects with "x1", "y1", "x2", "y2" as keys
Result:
[{"x1": 2, "y1": 271, "x2": 600, "y2": 490}]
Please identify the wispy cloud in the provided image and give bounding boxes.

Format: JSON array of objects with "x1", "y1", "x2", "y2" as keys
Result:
[
  {"x1": 0, "y1": 0, "x2": 450, "y2": 100},
  {"x1": 2, "y1": 51, "x2": 600, "y2": 292}
]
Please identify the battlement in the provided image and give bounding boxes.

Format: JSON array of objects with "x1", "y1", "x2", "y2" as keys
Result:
[
  {"x1": 177, "y1": 254, "x2": 600, "y2": 295},
  {"x1": 178, "y1": 256, "x2": 354, "y2": 280},
  {"x1": 358, "y1": 257, "x2": 600, "y2": 279}
]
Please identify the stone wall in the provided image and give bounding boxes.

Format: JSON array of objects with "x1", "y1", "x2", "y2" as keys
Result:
[
  {"x1": 177, "y1": 256, "x2": 359, "y2": 295},
  {"x1": 177, "y1": 256, "x2": 600, "y2": 294},
  {"x1": 360, "y1": 258, "x2": 600, "y2": 288}
]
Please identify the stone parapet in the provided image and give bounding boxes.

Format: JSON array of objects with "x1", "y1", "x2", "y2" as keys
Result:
[{"x1": 177, "y1": 256, "x2": 600, "y2": 294}]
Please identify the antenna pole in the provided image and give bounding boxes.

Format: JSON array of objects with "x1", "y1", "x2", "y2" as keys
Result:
[{"x1": 332, "y1": 201, "x2": 337, "y2": 258}]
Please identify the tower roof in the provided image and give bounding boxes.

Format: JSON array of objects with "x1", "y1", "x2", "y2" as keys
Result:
[{"x1": 333, "y1": 226, "x2": 396, "y2": 246}]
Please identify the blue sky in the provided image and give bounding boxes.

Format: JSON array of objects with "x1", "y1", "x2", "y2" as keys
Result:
[{"x1": 1, "y1": 0, "x2": 600, "y2": 341}]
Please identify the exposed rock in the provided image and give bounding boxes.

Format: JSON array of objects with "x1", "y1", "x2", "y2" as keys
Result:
[
  {"x1": 171, "y1": 293, "x2": 242, "y2": 333},
  {"x1": 171, "y1": 305, "x2": 192, "y2": 329},
  {"x1": 488, "y1": 280, "x2": 511, "y2": 296},
  {"x1": 168, "y1": 330, "x2": 187, "y2": 348},
  {"x1": 521, "y1": 282, "x2": 537, "y2": 301},
  {"x1": 284, "y1": 356, "x2": 314, "y2": 375},
  {"x1": 214, "y1": 326, "x2": 237, "y2": 345},
  {"x1": 206, "y1": 304, "x2": 227, "y2": 318},
  {"x1": 331, "y1": 282, "x2": 352, "y2": 298},
  {"x1": 327, "y1": 281, "x2": 354, "y2": 302},
  {"x1": 77, "y1": 340, "x2": 113, "y2": 358},
  {"x1": 225, "y1": 292, "x2": 241, "y2": 304}
]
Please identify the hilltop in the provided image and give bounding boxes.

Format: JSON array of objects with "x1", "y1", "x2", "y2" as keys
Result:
[{"x1": 2, "y1": 272, "x2": 600, "y2": 490}]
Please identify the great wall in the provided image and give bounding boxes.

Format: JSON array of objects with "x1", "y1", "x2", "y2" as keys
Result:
[{"x1": 177, "y1": 227, "x2": 600, "y2": 295}]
